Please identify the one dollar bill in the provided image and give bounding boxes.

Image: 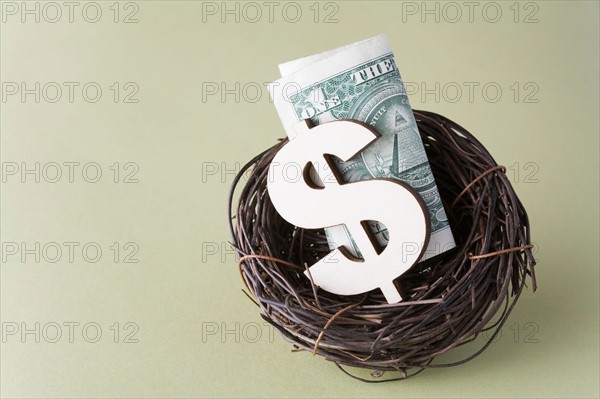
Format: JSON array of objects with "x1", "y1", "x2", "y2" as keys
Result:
[{"x1": 269, "y1": 34, "x2": 455, "y2": 261}]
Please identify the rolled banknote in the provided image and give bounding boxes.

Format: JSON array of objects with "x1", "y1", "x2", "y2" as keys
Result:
[{"x1": 269, "y1": 34, "x2": 455, "y2": 261}]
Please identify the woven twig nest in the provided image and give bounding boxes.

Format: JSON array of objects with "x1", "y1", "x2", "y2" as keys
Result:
[{"x1": 227, "y1": 110, "x2": 537, "y2": 381}]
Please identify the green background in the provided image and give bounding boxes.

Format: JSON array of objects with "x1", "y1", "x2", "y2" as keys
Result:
[{"x1": 1, "y1": 1, "x2": 598, "y2": 397}]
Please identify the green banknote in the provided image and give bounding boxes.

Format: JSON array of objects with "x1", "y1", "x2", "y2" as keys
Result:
[{"x1": 270, "y1": 35, "x2": 455, "y2": 260}]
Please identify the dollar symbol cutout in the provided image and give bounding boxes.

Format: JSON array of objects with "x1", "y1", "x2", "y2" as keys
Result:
[{"x1": 267, "y1": 120, "x2": 430, "y2": 303}]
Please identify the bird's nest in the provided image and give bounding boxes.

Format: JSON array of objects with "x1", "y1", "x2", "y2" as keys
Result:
[{"x1": 227, "y1": 110, "x2": 536, "y2": 382}]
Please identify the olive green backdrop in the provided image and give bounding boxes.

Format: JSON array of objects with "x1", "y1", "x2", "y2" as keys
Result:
[{"x1": 1, "y1": 1, "x2": 598, "y2": 397}]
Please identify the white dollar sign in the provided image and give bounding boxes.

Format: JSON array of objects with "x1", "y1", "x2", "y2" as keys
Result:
[{"x1": 267, "y1": 119, "x2": 430, "y2": 303}]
